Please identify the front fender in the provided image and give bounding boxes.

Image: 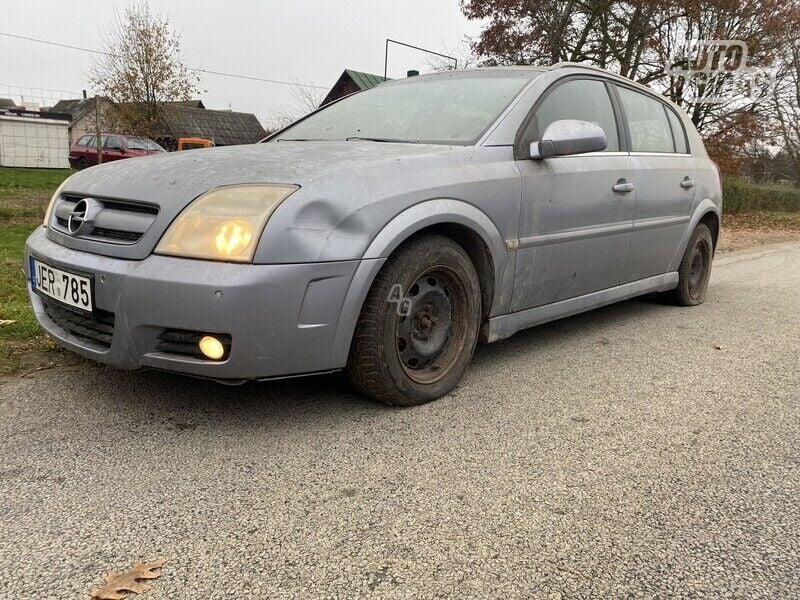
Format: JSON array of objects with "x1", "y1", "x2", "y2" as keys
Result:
[
  {"x1": 363, "y1": 198, "x2": 513, "y2": 316},
  {"x1": 327, "y1": 199, "x2": 514, "y2": 370}
]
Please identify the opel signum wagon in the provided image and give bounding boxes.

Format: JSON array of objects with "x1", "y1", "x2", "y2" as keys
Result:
[{"x1": 25, "y1": 64, "x2": 722, "y2": 405}]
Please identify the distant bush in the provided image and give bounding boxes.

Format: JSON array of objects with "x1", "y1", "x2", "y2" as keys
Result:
[{"x1": 724, "y1": 178, "x2": 800, "y2": 213}]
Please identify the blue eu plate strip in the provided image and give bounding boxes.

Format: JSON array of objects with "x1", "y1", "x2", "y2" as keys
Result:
[{"x1": 29, "y1": 256, "x2": 36, "y2": 287}]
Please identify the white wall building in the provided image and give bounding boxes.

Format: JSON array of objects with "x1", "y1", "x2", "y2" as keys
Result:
[{"x1": 0, "y1": 108, "x2": 70, "y2": 169}]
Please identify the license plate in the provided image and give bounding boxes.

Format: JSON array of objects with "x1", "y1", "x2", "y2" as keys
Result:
[{"x1": 30, "y1": 257, "x2": 93, "y2": 312}]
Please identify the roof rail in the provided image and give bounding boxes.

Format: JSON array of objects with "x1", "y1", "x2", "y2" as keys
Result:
[{"x1": 549, "y1": 62, "x2": 611, "y2": 74}]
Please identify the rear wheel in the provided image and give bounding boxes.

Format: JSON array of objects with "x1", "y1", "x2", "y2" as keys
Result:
[
  {"x1": 347, "y1": 234, "x2": 482, "y2": 406},
  {"x1": 667, "y1": 223, "x2": 714, "y2": 306}
]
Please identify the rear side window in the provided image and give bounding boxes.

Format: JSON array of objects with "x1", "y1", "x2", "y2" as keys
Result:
[
  {"x1": 127, "y1": 137, "x2": 163, "y2": 151},
  {"x1": 104, "y1": 136, "x2": 123, "y2": 150},
  {"x1": 666, "y1": 108, "x2": 689, "y2": 154},
  {"x1": 617, "y1": 87, "x2": 674, "y2": 153},
  {"x1": 533, "y1": 79, "x2": 620, "y2": 152},
  {"x1": 126, "y1": 137, "x2": 148, "y2": 150}
]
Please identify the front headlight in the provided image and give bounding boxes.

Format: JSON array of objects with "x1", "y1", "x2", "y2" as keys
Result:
[
  {"x1": 154, "y1": 184, "x2": 298, "y2": 263},
  {"x1": 43, "y1": 176, "x2": 73, "y2": 227}
]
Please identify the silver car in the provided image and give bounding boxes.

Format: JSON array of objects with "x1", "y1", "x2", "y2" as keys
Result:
[{"x1": 25, "y1": 64, "x2": 721, "y2": 405}]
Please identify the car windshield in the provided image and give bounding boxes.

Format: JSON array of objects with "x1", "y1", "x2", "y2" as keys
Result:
[
  {"x1": 274, "y1": 70, "x2": 538, "y2": 145},
  {"x1": 127, "y1": 137, "x2": 165, "y2": 152}
]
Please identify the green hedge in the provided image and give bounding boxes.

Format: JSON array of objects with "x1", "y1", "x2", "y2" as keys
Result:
[{"x1": 723, "y1": 177, "x2": 800, "y2": 213}]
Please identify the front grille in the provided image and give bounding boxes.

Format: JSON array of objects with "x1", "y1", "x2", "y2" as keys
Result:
[
  {"x1": 89, "y1": 227, "x2": 142, "y2": 243},
  {"x1": 41, "y1": 298, "x2": 115, "y2": 349},
  {"x1": 52, "y1": 194, "x2": 159, "y2": 245},
  {"x1": 156, "y1": 329, "x2": 232, "y2": 360},
  {"x1": 101, "y1": 199, "x2": 158, "y2": 214}
]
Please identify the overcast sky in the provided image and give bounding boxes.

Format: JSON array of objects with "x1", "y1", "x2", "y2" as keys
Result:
[{"x1": 0, "y1": 1, "x2": 482, "y2": 125}]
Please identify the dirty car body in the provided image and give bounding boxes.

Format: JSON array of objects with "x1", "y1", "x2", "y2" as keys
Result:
[{"x1": 25, "y1": 65, "x2": 722, "y2": 404}]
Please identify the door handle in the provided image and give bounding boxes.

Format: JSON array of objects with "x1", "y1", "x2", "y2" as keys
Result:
[
  {"x1": 681, "y1": 177, "x2": 696, "y2": 189},
  {"x1": 612, "y1": 179, "x2": 634, "y2": 194}
]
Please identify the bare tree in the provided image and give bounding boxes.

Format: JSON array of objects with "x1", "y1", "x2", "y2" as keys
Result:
[
  {"x1": 89, "y1": 2, "x2": 201, "y2": 138},
  {"x1": 428, "y1": 38, "x2": 481, "y2": 72},
  {"x1": 291, "y1": 81, "x2": 326, "y2": 114},
  {"x1": 771, "y1": 46, "x2": 800, "y2": 184},
  {"x1": 264, "y1": 80, "x2": 326, "y2": 133}
]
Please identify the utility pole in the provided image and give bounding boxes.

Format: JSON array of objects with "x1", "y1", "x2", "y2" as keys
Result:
[{"x1": 94, "y1": 96, "x2": 103, "y2": 165}]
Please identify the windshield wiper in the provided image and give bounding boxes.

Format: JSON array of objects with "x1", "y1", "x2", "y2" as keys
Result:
[
  {"x1": 276, "y1": 138, "x2": 328, "y2": 142},
  {"x1": 346, "y1": 136, "x2": 420, "y2": 143}
]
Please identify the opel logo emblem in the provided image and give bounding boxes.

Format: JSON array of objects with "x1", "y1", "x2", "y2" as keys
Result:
[{"x1": 67, "y1": 198, "x2": 101, "y2": 236}]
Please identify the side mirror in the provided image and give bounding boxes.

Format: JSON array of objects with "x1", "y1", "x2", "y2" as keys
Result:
[{"x1": 530, "y1": 119, "x2": 607, "y2": 160}]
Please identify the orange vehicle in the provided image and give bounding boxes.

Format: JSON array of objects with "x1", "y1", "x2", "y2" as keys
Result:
[{"x1": 177, "y1": 137, "x2": 215, "y2": 150}]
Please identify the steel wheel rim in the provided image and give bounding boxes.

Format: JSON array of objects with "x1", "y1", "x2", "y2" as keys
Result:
[
  {"x1": 395, "y1": 267, "x2": 468, "y2": 384},
  {"x1": 689, "y1": 239, "x2": 709, "y2": 298}
]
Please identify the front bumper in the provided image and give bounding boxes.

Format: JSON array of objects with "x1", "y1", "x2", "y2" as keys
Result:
[{"x1": 25, "y1": 227, "x2": 382, "y2": 381}]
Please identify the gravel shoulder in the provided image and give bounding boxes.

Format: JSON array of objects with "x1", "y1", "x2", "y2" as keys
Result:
[
  {"x1": 718, "y1": 227, "x2": 800, "y2": 253},
  {"x1": 1, "y1": 242, "x2": 798, "y2": 598}
]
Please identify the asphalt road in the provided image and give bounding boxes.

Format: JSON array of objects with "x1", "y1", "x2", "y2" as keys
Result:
[{"x1": 1, "y1": 242, "x2": 798, "y2": 599}]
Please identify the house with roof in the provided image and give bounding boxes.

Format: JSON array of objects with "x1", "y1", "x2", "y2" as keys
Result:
[
  {"x1": 157, "y1": 103, "x2": 266, "y2": 149},
  {"x1": 51, "y1": 96, "x2": 266, "y2": 150},
  {"x1": 51, "y1": 96, "x2": 115, "y2": 145},
  {"x1": 320, "y1": 69, "x2": 390, "y2": 106}
]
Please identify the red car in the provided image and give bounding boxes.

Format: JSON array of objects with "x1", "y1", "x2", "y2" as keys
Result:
[{"x1": 68, "y1": 133, "x2": 166, "y2": 169}]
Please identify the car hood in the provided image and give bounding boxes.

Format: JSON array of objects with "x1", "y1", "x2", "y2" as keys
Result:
[
  {"x1": 63, "y1": 141, "x2": 463, "y2": 205},
  {"x1": 48, "y1": 141, "x2": 520, "y2": 263}
]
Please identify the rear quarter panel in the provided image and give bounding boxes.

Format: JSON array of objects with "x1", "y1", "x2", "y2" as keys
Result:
[{"x1": 668, "y1": 120, "x2": 722, "y2": 270}]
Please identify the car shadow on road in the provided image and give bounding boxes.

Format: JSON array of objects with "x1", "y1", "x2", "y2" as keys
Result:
[
  {"x1": 471, "y1": 292, "x2": 667, "y2": 368},
  {"x1": 63, "y1": 293, "x2": 670, "y2": 427}
]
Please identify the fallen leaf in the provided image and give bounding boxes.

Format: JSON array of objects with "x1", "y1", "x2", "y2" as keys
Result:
[
  {"x1": 90, "y1": 559, "x2": 167, "y2": 600},
  {"x1": 0, "y1": 320, "x2": 15, "y2": 326}
]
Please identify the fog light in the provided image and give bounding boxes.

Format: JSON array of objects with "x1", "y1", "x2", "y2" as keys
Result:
[{"x1": 198, "y1": 335, "x2": 225, "y2": 360}]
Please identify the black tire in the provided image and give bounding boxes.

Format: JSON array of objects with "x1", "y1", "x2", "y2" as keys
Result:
[
  {"x1": 347, "y1": 234, "x2": 482, "y2": 406},
  {"x1": 667, "y1": 223, "x2": 714, "y2": 306},
  {"x1": 77, "y1": 158, "x2": 88, "y2": 170}
]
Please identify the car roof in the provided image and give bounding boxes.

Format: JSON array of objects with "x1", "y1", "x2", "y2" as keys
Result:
[
  {"x1": 397, "y1": 66, "x2": 546, "y2": 79},
  {"x1": 391, "y1": 63, "x2": 659, "y2": 95}
]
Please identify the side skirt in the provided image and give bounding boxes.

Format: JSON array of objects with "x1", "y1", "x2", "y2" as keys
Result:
[{"x1": 483, "y1": 272, "x2": 679, "y2": 343}]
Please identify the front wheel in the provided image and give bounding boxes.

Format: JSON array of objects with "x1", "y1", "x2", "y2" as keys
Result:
[
  {"x1": 347, "y1": 234, "x2": 482, "y2": 406},
  {"x1": 667, "y1": 223, "x2": 714, "y2": 306}
]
